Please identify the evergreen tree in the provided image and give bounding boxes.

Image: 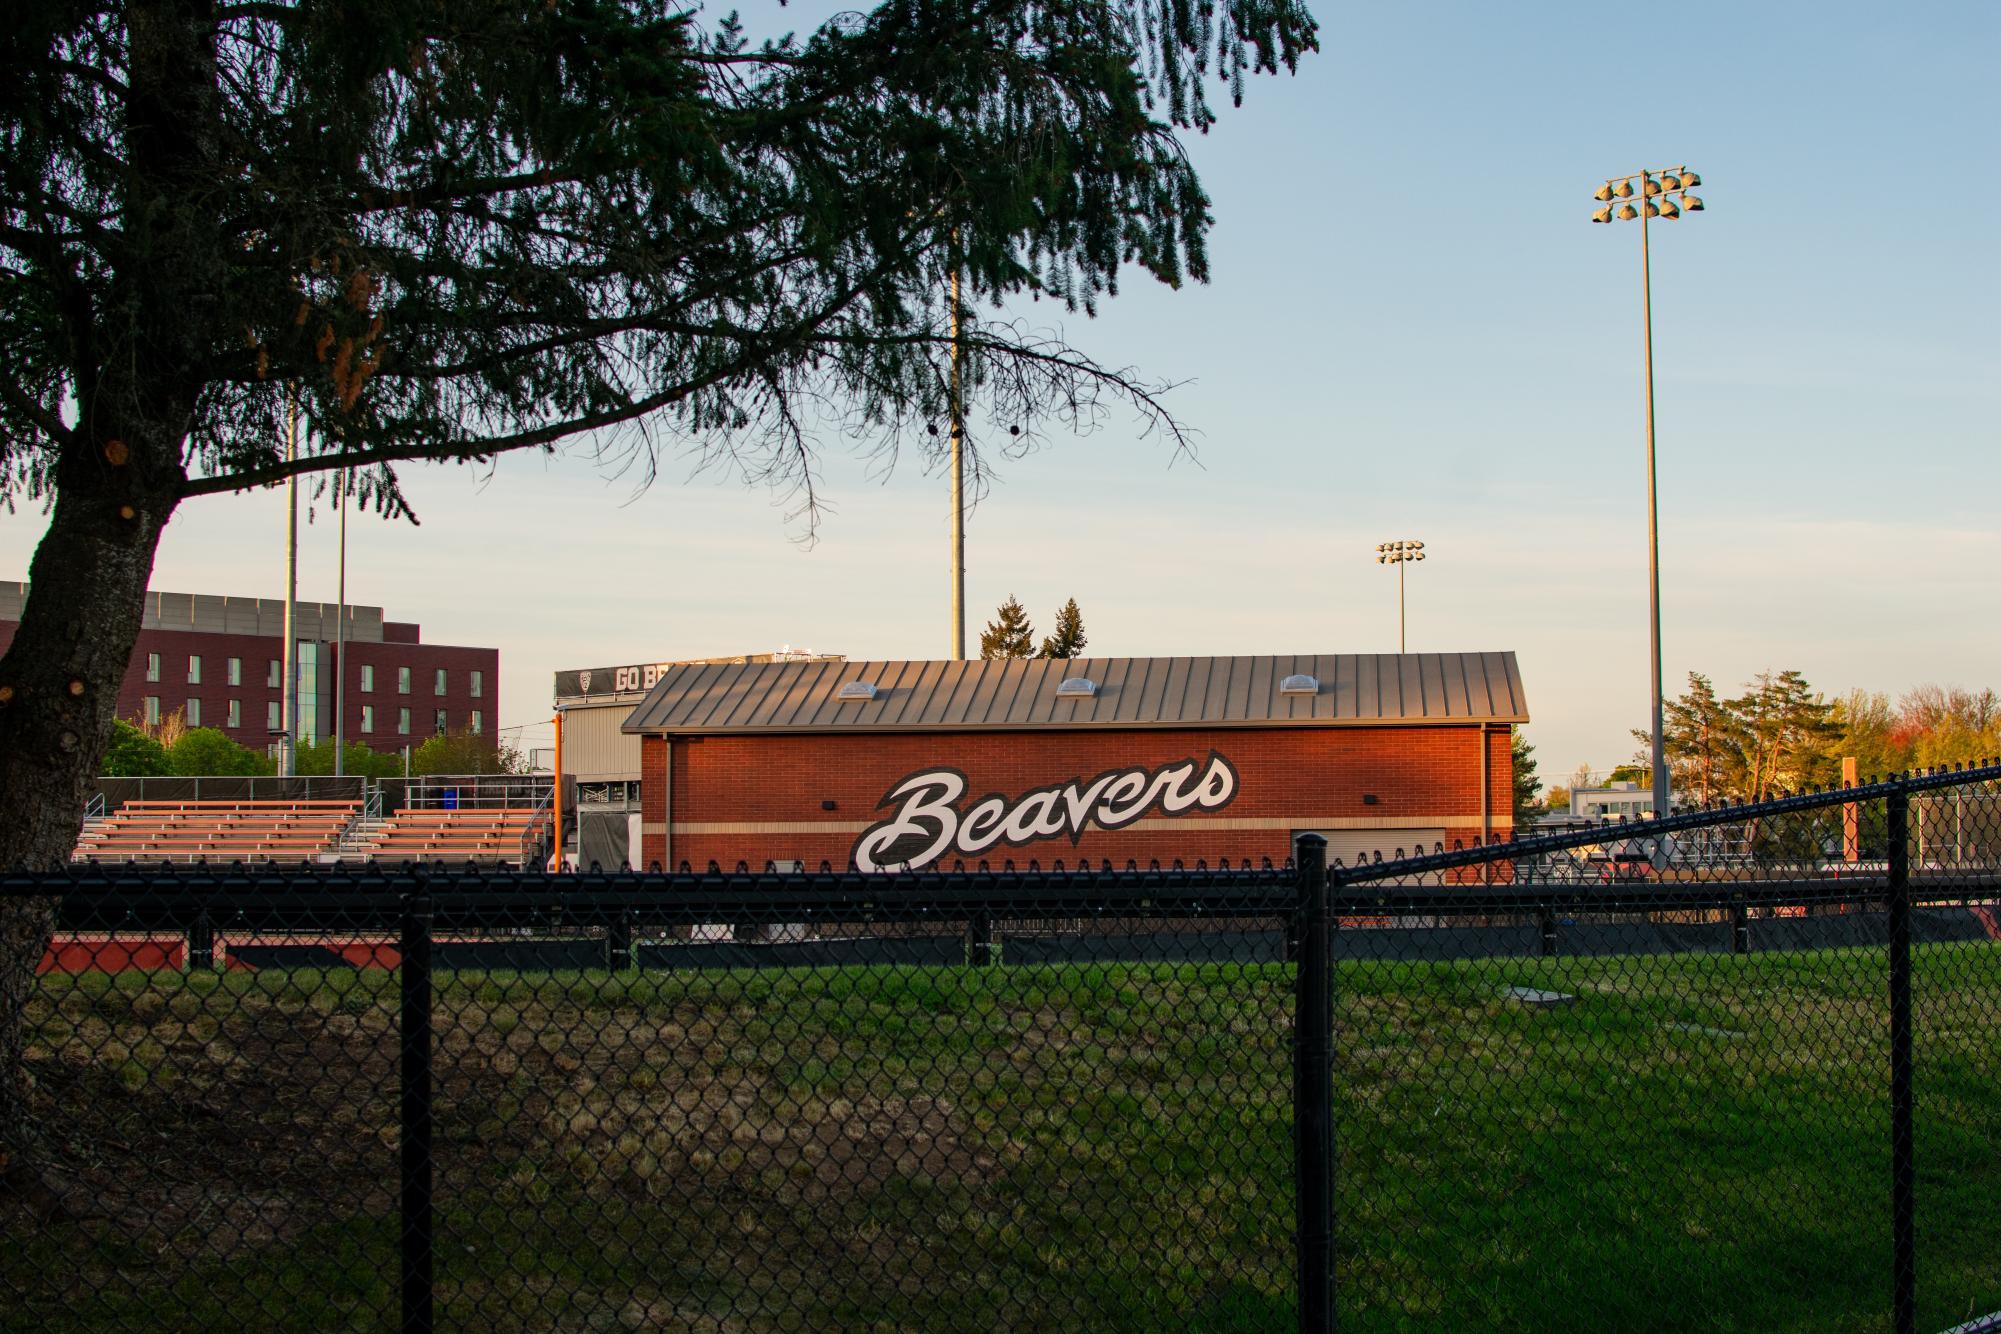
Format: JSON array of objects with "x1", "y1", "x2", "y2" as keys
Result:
[
  {"x1": 980, "y1": 597, "x2": 1037, "y2": 660},
  {"x1": 1038, "y1": 599, "x2": 1089, "y2": 659},
  {"x1": 1638, "y1": 669, "x2": 1840, "y2": 804},
  {"x1": 1728, "y1": 670, "x2": 1839, "y2": 800},
  {"x1": 1640, "y1": 672, "x2": 1748, "y2": 807},
  {"x1": 1510, "y1": 729, "x2": 1542, "y2": 829},
  {"x1": 0, "y1": 0, "x2": 1319, "y2": 1163}
]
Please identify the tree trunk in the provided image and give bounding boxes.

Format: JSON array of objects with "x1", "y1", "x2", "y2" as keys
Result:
[
  {"x1": 0, "y1": 469, "x2": 178, "y2": 1173},
  {"x1": 1, "y1": 0, "x2": 218, "y2": 1173}
]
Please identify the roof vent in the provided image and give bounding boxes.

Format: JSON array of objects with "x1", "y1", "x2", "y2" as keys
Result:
[
  {"x1": 1055, "y1": 676, "x2": 1097, "y2": 698},
  {"x1": 1279, "y1": 673, "x2": 1319, "y2": 696},
  {"x1": 835, "y1": 681, "x2": 878, "y2": 702}
]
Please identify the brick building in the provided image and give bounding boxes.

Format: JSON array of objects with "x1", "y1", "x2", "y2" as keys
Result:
[
  {"x1": 0, "y1": 580, "x2": 498, "y2": 758},
  {"x1": 622, "y1": 654, "x2": 1527, "y2": 872}
]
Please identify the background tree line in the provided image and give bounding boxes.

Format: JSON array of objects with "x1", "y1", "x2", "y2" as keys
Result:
[
  {"x1": 1541, "y1": 671, "x2": 2001, "y2": 814},
  {"x1": 102, "y1": 711, "x2": 522, "y2": 780}
]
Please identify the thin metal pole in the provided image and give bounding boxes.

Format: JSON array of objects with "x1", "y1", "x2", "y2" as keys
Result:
[
  {"x1": 949, "y1": 251, "x2": 966, "y2": 661},
  {"x1": 1885, "y1": 786, "x2": 1916, "y2": 1334},
  {"x1": 1292, "y1": 832, "x2": 1333, "y2": 1331},
  {"x1": 1641, "y1": 180, "x2": 1668, "y2": 824},
  {"x1": 1397, "y1": 558, "x2": 1406, "y2": 654},
  {"x1": 281, "y1": 385, "x2": 299, "y2": 777},
  {"x1": 399, "y1": 885, "x2": 435, "y2": 1333},
  {"x1": 335, "y1": 469, "x2": 348, "y2": 776},
  {"x1": 550, "y1": 709, "x2": 565, "y2": 873}
]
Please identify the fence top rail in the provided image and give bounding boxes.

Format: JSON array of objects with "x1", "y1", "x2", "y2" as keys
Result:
[
  {"x1": 4, "y1": 862, "x2": 1294, "y2": 896},
  {"x1": 1336, "y1": 760, "x2": 2001, "y2": 884},
  {"x1": 8, "y1": 867, "x2": 1996, "y2": 934},
  {"x1": 14, "y1": 866, "x2": 1304, "y2": 930}
]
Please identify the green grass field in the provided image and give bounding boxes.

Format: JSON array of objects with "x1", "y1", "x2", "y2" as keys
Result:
[{"x1": 9, "y1": 942, "x2": 1999, "y2": 1332}]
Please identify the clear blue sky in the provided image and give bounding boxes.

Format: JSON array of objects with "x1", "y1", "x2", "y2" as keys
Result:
[{"x1": 4, "y1": 0, "x2": 1995, "y2": 781}]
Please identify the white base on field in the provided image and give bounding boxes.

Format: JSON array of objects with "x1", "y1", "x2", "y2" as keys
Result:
[{"x1": 1938, "y1": 1312, "x2": 2001, "y2": 1334}]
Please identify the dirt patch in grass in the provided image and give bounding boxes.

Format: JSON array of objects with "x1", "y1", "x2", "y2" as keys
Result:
[
  {"x1": 429, "y1": 995, "x2": 1014, "y2": 1212},
  {"x1": 6, "y1": 986, "x2": 400, "y2": 1304}
]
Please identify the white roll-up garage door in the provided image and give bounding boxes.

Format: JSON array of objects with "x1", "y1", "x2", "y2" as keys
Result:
[{"x1": 1302, "y1": 828, "x2": 1446, "y2": 876}]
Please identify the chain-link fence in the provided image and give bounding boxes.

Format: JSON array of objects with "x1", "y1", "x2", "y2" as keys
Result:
[
  {"x1": 1326, "y1": 767, "x2": 2001, "y2": 1334},
  {"x1": 4, "y1": 766, "x2": 1999, "y2": 1331},
  {"x1": 3, "y1": 865, "x2": 1305, "y2": 1332}
]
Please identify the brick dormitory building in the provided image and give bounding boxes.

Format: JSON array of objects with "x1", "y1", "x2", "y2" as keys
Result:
[
  {"x1": 612, "y1": 653, "x2": 1528, "y2": 872},
  {"x1": 0, "y1": 580, "x2": 498, "y2": 760}
]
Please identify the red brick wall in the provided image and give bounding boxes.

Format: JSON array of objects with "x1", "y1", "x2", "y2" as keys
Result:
[
  {"x1": 0, "y1": 619, "x2": 497, "y2": 756},
  {"x1": 640, "y1": 724, "x2": 1513, "y2": 870},
  {"x1": 328, "y1": 640, "x2": 500, "y2": 752}
]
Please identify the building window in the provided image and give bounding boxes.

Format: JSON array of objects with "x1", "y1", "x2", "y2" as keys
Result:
[
  {"x1": 267, "y1": 700, "x2": 281, "y2": 731},
  {"x1": 295, "y1": 641, "x2": 320, "y2": 744},
  {"x1": 362, "y1": 705, "x2": 375, "y2": 733},
  {"x1": 145, "y1": 653, "x2": 160, "y2": 683},
  {"x1": 267, "y1": 659, "x2": 280, "y2": 688},
  {"x1": 434, "y1": 708, "x2": 447, "y2": 734},
  {"x1": 398, "y1": 707, "x2": 410, "y2": 735},
  {"x1": 470, "y1": 710, "x2": 483, "y2": 735},
  {"x1": 144, "y1": 697, "x2": 160, "y2": 725},
  {"x1": 470, "y1": 670, "x2": 483, "y2": 699},
  {"x1": 227, "y1": 657, "x2": 242, "y2": 686},
  {"x1": 360, "y1": 664, "x2": 374, "y2": 692},
  {"x1": 187, "y1": 655, "x2": 202, "y2": 685},
  {"x1": 185, "y1": 698, "x2": 201, "y2": 727},
  {"x1": 227, "y1": 699, "x2": 241, "y2": 728},
  {"x1": 433, "y1": 668, "x2": 447, "y2": 696},
  {"x1": 398, "y1": 666, "x2": 411, "y2": 694}
]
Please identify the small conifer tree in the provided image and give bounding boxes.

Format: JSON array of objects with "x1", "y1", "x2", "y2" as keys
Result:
[
  {"x1": 1038, "y1": 599, "x2": 1089, "y2": 659},
  {"x1": 980, "y1": 596, "x2": 1037, "y2": 660}
]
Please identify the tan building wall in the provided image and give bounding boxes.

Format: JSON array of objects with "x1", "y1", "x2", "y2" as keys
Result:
[{"x1": 559, "y1": 697, "x2": 647, "y2": 781}]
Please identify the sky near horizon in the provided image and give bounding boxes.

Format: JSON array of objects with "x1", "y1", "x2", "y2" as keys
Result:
[{"x1": 3, "y1": 0, "x2": 1996, "y2": 782}]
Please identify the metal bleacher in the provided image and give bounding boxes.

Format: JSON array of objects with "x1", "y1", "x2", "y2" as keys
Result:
[
  {"x1": 73, "y1": 799, "x2": 361, "y2": 864},
  {"x1": 356, "y1": 807, "x2": 543, "y2": 866}
]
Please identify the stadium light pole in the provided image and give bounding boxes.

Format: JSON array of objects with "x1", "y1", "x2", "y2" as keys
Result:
[
  {"x1": 948, "y1": 252, "x2": 966, "y2": 661},
  {"x1": 280, "y1": 384, "x2": 299, "y2": 777},
  {"x1": 1591, "y1": 165, "x2": 1705, "y2": 822},
  {"x1": 1375, "y1": 540, "x2": 1425, "y2": 653},
  {"x1": 333, "y1": 468, "x2": 348, "y2": 776}
]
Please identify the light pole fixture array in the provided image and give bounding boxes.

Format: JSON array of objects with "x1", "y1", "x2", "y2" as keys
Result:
[
  {"x1": 1375, "y1": 539, "x2": 1424, "y2": 654},
  {"x1": 1591, "y1": 164, "x2": 1705, "y2": 823}
]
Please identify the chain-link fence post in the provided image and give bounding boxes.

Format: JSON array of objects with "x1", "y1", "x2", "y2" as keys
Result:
[
  {"x1": 1885, "y1": 784, "x2": 1915, "y2": 1334},
  {"x1": 400, "y1": 878, "x2": 435, "y2": 1333},
  {"x1": 187, "y1": 906, "x2": 214, "y2": 972},
  {"x1": 1292, "y1": 832, "x2": 1333, "y2": 1332},
  {"x1": 608, "y1": 909, "x2": 634, "y2": 971}
]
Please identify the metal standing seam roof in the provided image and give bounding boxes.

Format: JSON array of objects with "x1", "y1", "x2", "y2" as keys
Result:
[{"x1": 620, "y1": 653, "x2": 1528, "y2": 734}]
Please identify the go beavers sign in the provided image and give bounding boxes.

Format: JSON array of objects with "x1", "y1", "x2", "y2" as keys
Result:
[{"x1": 852, "y1": 752, "x2": 1239, "y2": 872}]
